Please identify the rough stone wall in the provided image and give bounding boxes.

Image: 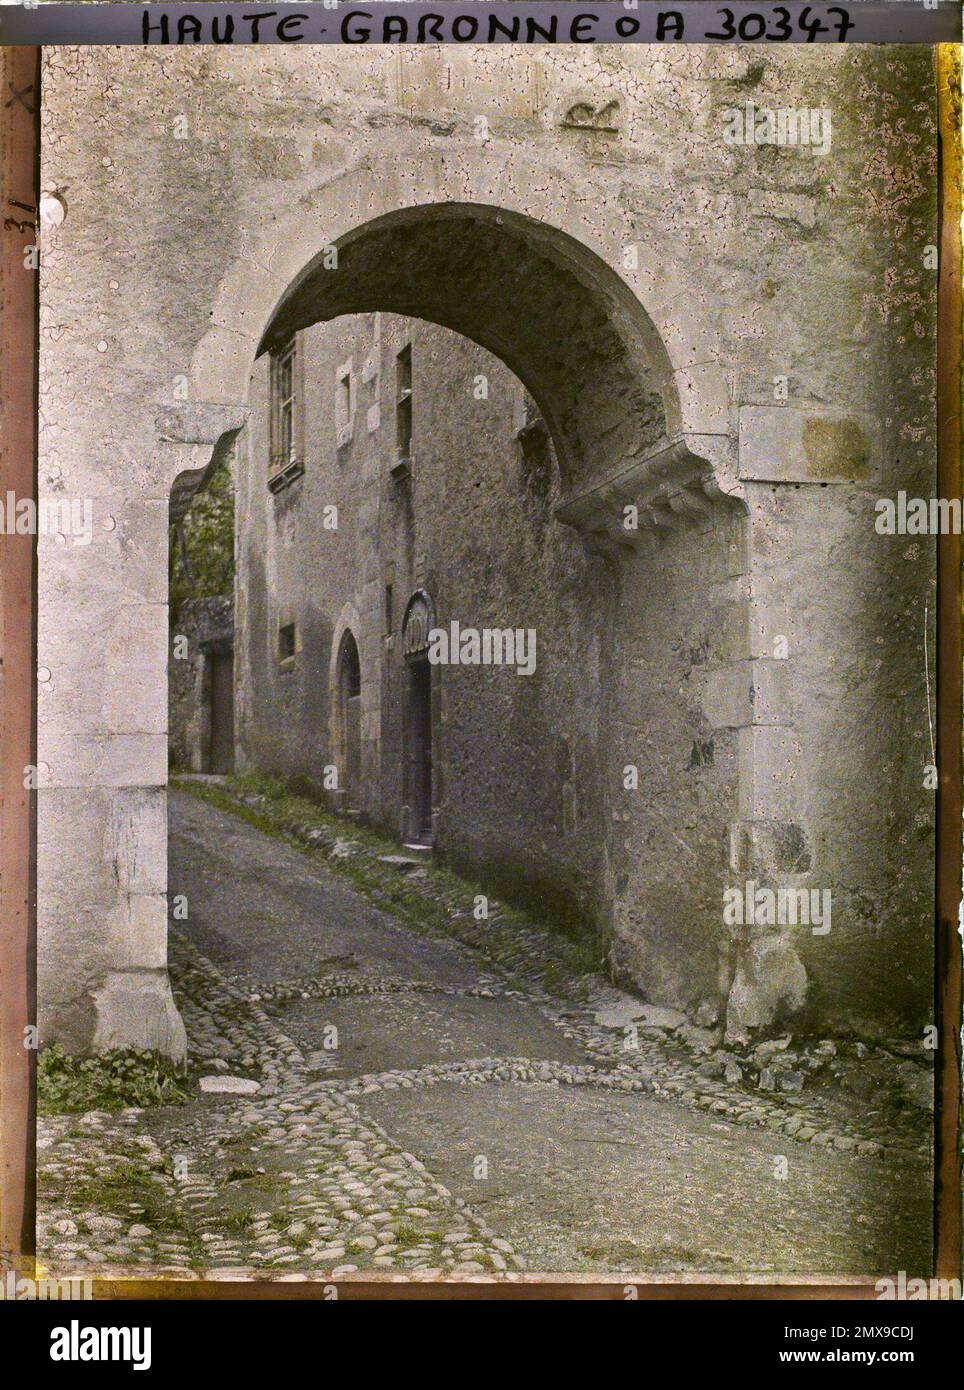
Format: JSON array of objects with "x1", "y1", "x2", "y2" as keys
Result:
[
  {"x1": 412, "y1": 327, "x2": 612, "y2": 926},
  {"x1": 168, "y1": 596, "x2": 233, "y2": 772},
  {"x1": 36, "y1": 43, "x2": 937, "y2": 1054},
  {"x1": 722, "y1": 54, "x2": 937, "y2": 1039},
  {"x1": 235, "y1": 314, "x2": 612, "y2": 928},
  {"x1": 607, "y1": 517, "x2": 741, "y2": 1020}
]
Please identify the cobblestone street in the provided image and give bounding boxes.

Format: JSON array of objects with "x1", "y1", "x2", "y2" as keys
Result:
[{"x1": 37, "y1": 787, "x2": 932, "y2": 1280}]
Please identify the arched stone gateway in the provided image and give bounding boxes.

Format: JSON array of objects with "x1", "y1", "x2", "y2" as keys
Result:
[
  {"x1": 257, "y1": 202, "x2": 709, "y2": 500},
  {"x1": 191, "y1": 148, "x2": 730, "y2": 438},
  {"x1": 156, "y1": 191, "x2": 756, "y2": 1053},
  {"x1": 37, "y1": 48, "x2": 935, "y2": 1058},
  {"x1": 180, "y1": 156, "x2": 739, "y2": 520}
]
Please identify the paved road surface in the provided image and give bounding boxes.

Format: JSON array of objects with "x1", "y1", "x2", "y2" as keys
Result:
[{"x1": 159, "y1": 788, "x2": 930, "y2": 1278}]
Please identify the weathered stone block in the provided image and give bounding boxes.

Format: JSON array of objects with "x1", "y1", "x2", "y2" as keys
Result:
[
  {"x1": 725, "y1": 934, "x2": 808, "y2": 1043},
  {"x1": 106, "y1": 895, "x2": 170, "y2": 972},
  {"x1": 92, "y1": 970, "x2": 187, "y2": 1063},
  {"x1": 103, "y1": 606, "x2": 169, "y2": 736},
  {"x1": 738, "y1": 405, "x2": 881, "y2": 485},
  {"x1": 702, "y1": 658, "x2": 791, "y2": 730},
  {"x1": 737, "y1": 725, "x2": 800, "y2": 821},
  {"x1": 729, "y1": 819, "x2": 813, "y2": 876}
]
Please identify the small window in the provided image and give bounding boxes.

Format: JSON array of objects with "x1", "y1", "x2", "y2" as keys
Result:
[
  {"x1": 278, "y1": 622, "x2": 296, "y2": 662},
  {"x1": 396, "y1": 344, "x2": 412, "y2": 460},
  {"x1": 271, "y1": 342, "x2": 298, "y2": 471},
  {"x1": 366, "y1": 366, "x2": 380, "y2": 435},
  {"x1": 384, "y1": 584, "x2": 394, "y2": 636},
  {"x1": 335, "y1": 359, "x2": 354, "y2": 448}
]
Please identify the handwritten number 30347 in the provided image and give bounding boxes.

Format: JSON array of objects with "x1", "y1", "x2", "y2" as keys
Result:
[{"x1": 704, "y1": 6, "x2": 855, "y2": 42}]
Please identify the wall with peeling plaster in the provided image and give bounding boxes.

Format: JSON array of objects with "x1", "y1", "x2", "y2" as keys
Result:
[{"x1": 36, "y1": 43, "x2": 937, "y2": 1056}]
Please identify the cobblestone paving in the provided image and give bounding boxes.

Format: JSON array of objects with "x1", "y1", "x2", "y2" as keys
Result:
[
  {"x1": 39, "y1": 930, "x2": 520, "y2": 1276},
  {"x1": 36, "y1": 787, "x2": 932, "y2": 1278},
  {"x1": 199, "y1": 780, "x2": 933, "y2": 1160}
]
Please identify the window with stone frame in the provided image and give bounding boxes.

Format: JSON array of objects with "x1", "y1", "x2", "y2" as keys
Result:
[
  {"x1": 270, "y1": 338, "x2": 300, "y2": 475},
  {"x1": 335, "y1": 358, "x2": 355, "y2": 449},
  {"x1": 395, "y1": 343, "x2": 413, "y2": 461}
]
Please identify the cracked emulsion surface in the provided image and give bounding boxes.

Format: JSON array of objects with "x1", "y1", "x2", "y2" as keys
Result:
[{"x1": 37, "y1": 789, "x2": 932, "y2": 1279}]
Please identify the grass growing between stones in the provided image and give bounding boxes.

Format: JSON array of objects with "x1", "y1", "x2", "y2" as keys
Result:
[
  {"x1": 175, "y1": 771, "x2": 607, "y2": 994},
  {"x1": 39, "y1": 1138, "x2": 207, "y2": 1271},
  {"x1": 59, "y1": 1161, "x2": 181, "y2": 1237},
  {"x1": 38, "y1": 1044, "x2": 190, "y2": 1116}
]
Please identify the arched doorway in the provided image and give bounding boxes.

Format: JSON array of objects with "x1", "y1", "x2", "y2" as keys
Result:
[
  {"x1": 401, "y1": 590, "x2": 437, "y2": 847},
  {"x1": 335, "y1": 629, "x2": 362, "y2": 813},
  {"x1": 406, "y1": 659, "x2": 432, "y2": 847}
]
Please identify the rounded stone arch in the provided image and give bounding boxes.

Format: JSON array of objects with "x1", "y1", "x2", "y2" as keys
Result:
[
  {"x1": 165, "y1": 144, "x2": 752, "y2": 1035},
  {"x1": 328, "y1": 603, "x2": 363, "y2": 682},
  {"x1": 336, "y1": 628, "x2": 361, "y2": 700},
  {"x1": 258, "y1": 200, "x2": 673, "y2": 496},
  {"x1": 187, "y1": 149, "x2": 735, "y2": 521},
  {"x1": 400, "y1": 588, "x2": 437, "y2": 663},
  {"x1": 328, "y1": 603, "x2": 364, "y2": 808}
]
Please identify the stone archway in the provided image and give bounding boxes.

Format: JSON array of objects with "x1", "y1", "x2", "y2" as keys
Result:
[
  {"x1": 83, "y1": 155, "x2": 748, "y2": 1056},
  {"x1": 191, "y1": 149, "x2": 733, "y2": 474},
  {"x1": 30, "y1": 45, "x2": 938, "y2": 1073}
]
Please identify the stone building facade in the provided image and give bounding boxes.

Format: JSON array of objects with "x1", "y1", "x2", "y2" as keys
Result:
[
  {"x1": 36, "y1": 43, "x2": 938, "y2": 1059},
  {"x1": 237, "y1": 312, "x2": 611, "y2": 926}
]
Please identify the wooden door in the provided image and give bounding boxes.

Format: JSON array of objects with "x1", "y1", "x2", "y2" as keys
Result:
[{"x1": 208, "y1": 649, "x2": 234, "y2": 775}]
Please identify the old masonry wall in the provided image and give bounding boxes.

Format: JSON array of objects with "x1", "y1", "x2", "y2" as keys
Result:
[{"x1": 37, "y1": 43, "x2": 936, "y2": 1055}]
